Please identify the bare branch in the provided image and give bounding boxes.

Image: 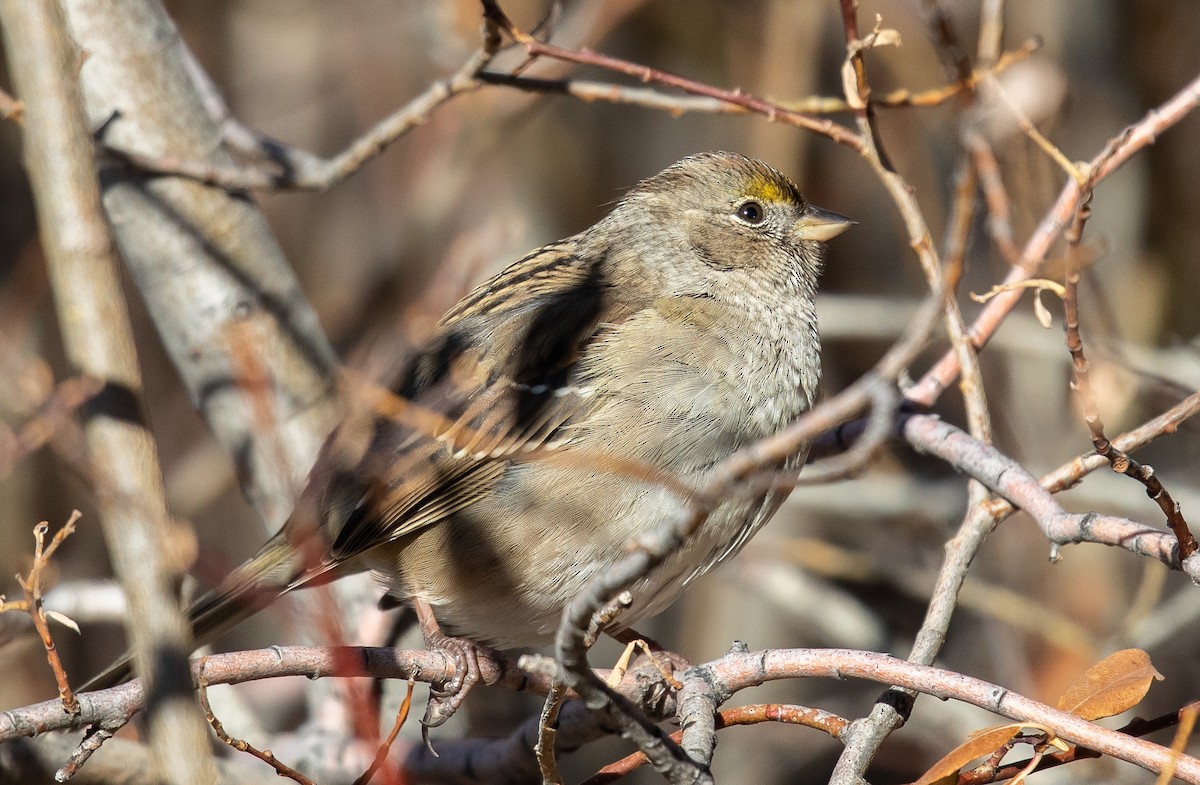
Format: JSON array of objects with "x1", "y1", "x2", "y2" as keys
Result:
[
  {"x1": 706, "y1": 649, "x2": 1200, "y2": 783},
  {"x1": 62, "y1": 0, "x2": 339, "y2": 528},
  {"x1": 909, "y1": 71, "x2": 1200, "y2": 406},
  {"x1": 106, "y1": 43, "x2": 501, "y2": 192},
  {"x1": 1061, "y1": 199, "x2": 1198, "y2": 558},
  {"x1": 0, "y1": 0, "x2": 216, "y2": 780},
  {"x1": 903, "y1": 414, "x2": 1198, "y2": 579},
  {"x1": 197, "y1": 664, "x2": 316, "y2": 785},
  {"x1": 479, "y1": 39, "x2": 1038, "y2": 117},
  {"x1": 481, "y1": 0, "x2": 864, "y2": 151},
  {"x1": 3, "y1": 514, "x2": 83, "y2": 715}
]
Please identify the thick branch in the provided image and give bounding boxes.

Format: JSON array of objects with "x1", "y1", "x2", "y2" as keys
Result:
[
  {"x1": 708, "y1": 649, "x2": 1200, "y2": 784},
  {"x1": 61, "y1": 0, "x2": 338, "y2": 528},
  {"x1": 0, "y1": 0, "x2": 216, "y2": 780}
]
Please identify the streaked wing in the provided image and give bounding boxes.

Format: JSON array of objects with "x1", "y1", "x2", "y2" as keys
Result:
[{"x1": 322, "y1": 237, "x2": 630, "y2": 562}]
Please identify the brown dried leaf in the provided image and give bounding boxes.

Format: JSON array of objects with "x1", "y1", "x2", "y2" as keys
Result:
[
  {"x1": 913, "y1": 724, "x2": 1022, "y2": 785},
  {"x1": 1056, "y1": 648, "x2": 1164, "y2": 720}
]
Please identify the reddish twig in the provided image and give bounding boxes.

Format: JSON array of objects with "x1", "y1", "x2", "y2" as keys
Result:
[
  {"x1": 957, "y1": 743, "x2": 1098, "y2": 785},
  {"x1": 583, "y1": 703, "x2": 850, "y2": 784},
  {"x1": 957, "y1": 701, "x2": 1200, "y2": 785},
  {"x1": 907, "y1": 71, "x2": 1200, "y2": 406},
  {"x1": 481, "y1": 0, "x2": 864, "y2": 152},
  {"x1": 942, "y1": 154, "x2": 979, "y2": 292},
  {"x1": 481, "y1": 38, "x2": 1037, "y2": 118},
  {"x1": 1061, "y1": 198, "x2": 1198, "y2": 558},
  {"x1": 352, "y1": 678, "x2": 415, "y2": 785},
  {"x1": 964, "y1": 129, "x2": 1022, "y2": 264},
  {"x1": 1, "y1": 512, "x2": 83, "y2": 715},
  {"x1": 196, "y1": 659, "x2": 317, "y2": 785}
]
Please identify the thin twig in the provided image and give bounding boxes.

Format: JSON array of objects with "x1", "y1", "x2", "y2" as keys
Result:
[
  {"x1": 56, "y1": 725, "x2": 119, "y2": 781},
  {"x1": 481, "y1": 0, "x2": 864, "y2": 152},
  {"x1": 983, "y1": 388, "x2": 1200, "y2": 521},
  {"x1": 584, "y1": 703, "x2": 850, "y2": 784},
  {"x1": 352, "y1": 677, "x2": 415, "y2": 785},
  {"x1": 535, "y1": 681, "x2": 567, "y2": 785},
  {"x1": 197, "y1": 660, "x2": 317, "y2": 785},
  {"x1": 0, "y1": 374, "x2": 104, "y2": 478},
  {"x1": 908, "y1": 71, "x2": 1200, "y2": 405},
  {"x1": 903, "y1": 414, "x2": 1198, "y2": 579},
  {"x1": 984, "y1": 74, "x2": 1084, "y2": 182},
  {"x1": 1061, "y1": 198, "x2": 1197, "y2": 557},
  {"x1": 964, "y1": 129, "x2": 1022, "y2": 263},
  {"x1": 480, "y1": 39, "x2": 1038, "y2": 117},
  {"x1": 3, "y1": 513, "x2": 83, "y2": 714},
  {"x1": 557, "y1": 544, "x2": 709, "y2": 784},
  {"x1": 106, "y1": 42, "x2": 500, "y2": 192}
]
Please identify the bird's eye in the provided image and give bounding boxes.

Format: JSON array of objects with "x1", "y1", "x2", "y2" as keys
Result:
[{"x1": 735, "y1": 200, "x2": 765, "y2": 224}]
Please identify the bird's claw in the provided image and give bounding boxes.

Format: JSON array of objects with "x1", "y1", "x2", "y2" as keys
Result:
[{"x1": 421, "y1": 632, "x2": 482, "y2": 729}]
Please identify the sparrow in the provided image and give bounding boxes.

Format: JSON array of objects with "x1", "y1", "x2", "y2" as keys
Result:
[{"x1": 86, "y1": 151, "x2": 852, "y2": 725}]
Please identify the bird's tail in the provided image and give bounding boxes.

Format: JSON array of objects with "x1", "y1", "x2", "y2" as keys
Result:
[{"x1": 80, "y1": 531, "x2": 338, "y2": 692}]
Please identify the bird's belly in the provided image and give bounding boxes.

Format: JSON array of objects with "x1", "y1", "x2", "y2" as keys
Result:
[{"x1": 372, "y1": 463, "x2": 779, "y2": 649}]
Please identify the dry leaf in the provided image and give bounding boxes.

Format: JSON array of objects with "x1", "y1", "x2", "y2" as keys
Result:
[
  {"x1": 867, "y1": 28, "x2": 902, "y2": 48},
  {"x1": 1057, "y1": 648, "x2": 1164, "y2": 720},
  {"x1": 865, "y1": 14, "x2": 902, "y2": 49},
  {"x1": 842, "y1": 59, "x2": 865, "y2": 109},
  {"x1": 913, "y1": 724, "x2": 1022, "y2": 785},
  {"x1": 1034, "y1": 289, "x2": 1053, "y2": 328},
  {"x1": 45, "y1": 610, "x2": 81, "y2": 634},
  {"x1": 842, "y1": 15, "x2": 902, "y2": 109}
]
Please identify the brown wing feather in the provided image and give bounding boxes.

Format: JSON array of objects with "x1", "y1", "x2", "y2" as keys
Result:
[{"x1": 322, "y1": 238, "x2": 632, "y2": 563}]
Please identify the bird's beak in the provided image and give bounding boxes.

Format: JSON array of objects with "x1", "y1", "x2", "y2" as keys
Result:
[{"x1": 795, "y1": 205, "x2": 856, "y2": 241}]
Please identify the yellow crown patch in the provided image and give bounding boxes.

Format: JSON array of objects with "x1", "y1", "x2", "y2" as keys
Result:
[{"x1": 745, "y1": 174, "x2": 794, "y2": 204}]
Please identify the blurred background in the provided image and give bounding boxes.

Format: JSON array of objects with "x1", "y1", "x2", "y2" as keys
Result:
[{"x1": 2, "y1": 0, "x2": 1200, "y2": 782}]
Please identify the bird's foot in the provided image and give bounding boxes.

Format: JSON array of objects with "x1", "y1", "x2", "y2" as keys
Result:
[{"x1": 421, "y1": 630, "x2": 483, "y2": 729}]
